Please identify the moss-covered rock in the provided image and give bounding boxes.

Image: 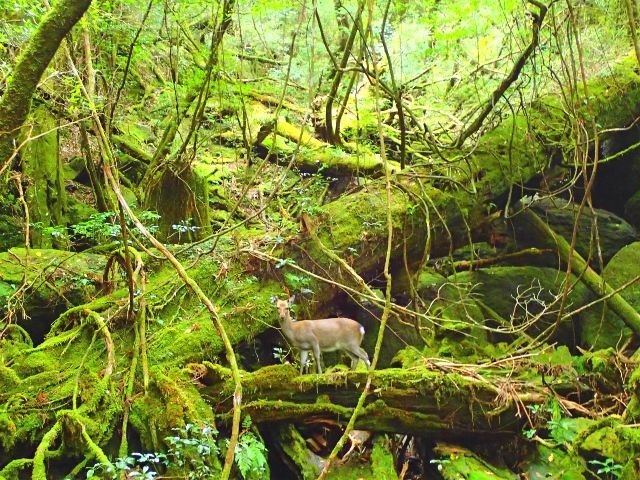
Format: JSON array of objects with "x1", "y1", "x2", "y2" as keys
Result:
[
  {"x1": 575, "y1": 419, "x2": 640, "y2": 480},
  {"x1": 0, "y1": 248, "x2": 106, "y2": 343},
  {"x1": 624, "y1": 189, "x2": 640, "y2": 228},
  {"x1": 513, "y1": 198, "x2": 637, "y2": 268},
  {"x1": 62, "y1": 155, "x2": 86, "y2": 181},
  {"x1": 433, "y1": 443, "x2": 518, "y2": 479},
  {"x1": 522, "y1": 444, "x2": 587, "y2": 479},
  {"x1": 581, "y1": 242, "x2": 640, "y2": 349},
  {"x1": 67, "y1": 195, "x2": 99, "y2": 226},
  {"x1": 420, "y1": 266, "x2": 590, "y2": 353}
]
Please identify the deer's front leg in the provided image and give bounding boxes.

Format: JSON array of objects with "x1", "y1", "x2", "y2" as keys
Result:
[{"x1": 299, "y1": 349, "x2": 309, "y2": 374}]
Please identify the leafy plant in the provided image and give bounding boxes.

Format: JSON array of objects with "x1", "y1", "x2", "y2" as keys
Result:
[
  {"x1": 283, "y1": 271, "x2": 312, "y2": 293},
  {"x1": 275, "y1": 257, "x2": 296, "y2": 269},
  {"x1": 85, "y1": 451, "x2": 167, "y2": 479},
  {"x1": 273, "y1": 346, "x2": 287, "y2": 363},
  {"x1": 84, "y1": 420, "x2": 268, "y2": 480},
  {"x1": 69, "y1": 210, "x2": 161, "y2": 246},
  {"x1": 170, "y1": 218, "x2": 200, "y2": 241},
  {"x1": 589, "y1": 458, "x2": 622, "y2": 479},
  {"x1": 164, "y1": 423, "x2": 220, "y2": 479},
  {"x1": 71, "y1": 212, "x2": 121, "y2": 243},
  {"x1": 233, "y1": 416, "x2": 268, "y2": 480}
]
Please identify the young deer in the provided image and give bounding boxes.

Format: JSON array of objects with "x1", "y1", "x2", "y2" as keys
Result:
[{"x1": 274, "y1": 296, "x2": 370, "y2": 374}]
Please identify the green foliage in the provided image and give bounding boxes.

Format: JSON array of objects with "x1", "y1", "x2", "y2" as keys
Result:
[
  {"x1": 85, "y1": 452, "x2": 166, "y2": 480},
  {"x1": 170, "y1": 218, "x2": 200, "y2": 242},
  {"x1": 30, "y1": 210, "x2": 161, "y2": 248},
  {"x1": 71, "y1": 212, "x2": 121, "y2": 242},
  {"x1": 83, "y1": 419, "x2": 267, "y2": 480},
  {"x1": 589, "y1": 458, "x2": 623, "y2": 479},
  {"x1": 233, "y1": 417, "x2": 268, "y2": 480},
  {"x1": 164, "y1": 423, "x2": 220, "y2": 479},
  {"x1": 283, "y1": 271, "x2": 312, "y2": 294}
]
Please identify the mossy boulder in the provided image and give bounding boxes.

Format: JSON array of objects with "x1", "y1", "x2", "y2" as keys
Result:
[
  {"x1": 0, "y1": 248, "x2": 105, "y2": 343},
  {"x1": 513, "y1": 198, "x2": 637, "y2": 268},
  {"x1": 575, "y1": 419, "x2": 640, "y2": 480},
  {"x1": 433, "y1": 443, "x2": 518, "y2": 479},
  {"x1": 522, "y1": 444, "x2": 588, "y2": 480},
  {"x1": 581, "y1": 242, "x2": 640, "y2": 349},
  {"x1": 624, "y1": 190, "x2": 640, "y2": 228},
  {"x1": 62, "y1": 155, "x2": 86, "y2": 181},
  {"x1": 67, "y1": 195, "x2": 99, "y2": 226},
  {"x1": 421, "y1": 266, "x2": 591, "y2": 351}
]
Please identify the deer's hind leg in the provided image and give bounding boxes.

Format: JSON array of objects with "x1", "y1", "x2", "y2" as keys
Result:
[
  {"x1": 311, "y1": 342, "x2": 323, "y2": 374},
  {"x1": 344, "y1": 351, "x2": 359, "y2": 369},
  {"x1": 353, "y1": 347, "x2": 370, "y2": 369}
]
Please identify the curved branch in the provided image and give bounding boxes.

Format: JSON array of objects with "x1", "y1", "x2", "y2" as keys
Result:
[{"x1": 455, "y1": 0, "x2": 549, "y2": 147}]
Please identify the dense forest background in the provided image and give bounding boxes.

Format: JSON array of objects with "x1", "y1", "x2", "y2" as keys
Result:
[{"x1": 1, "y1": 0, "x2": 640, "y2": 478}]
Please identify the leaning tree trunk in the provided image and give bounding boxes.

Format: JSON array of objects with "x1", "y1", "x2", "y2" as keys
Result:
[
  {"x1": 0, "y1": 0, "x2": 92, "y2": 168},
  {"x1": 21, "y1": 105, "x2": 67, "y2": 248}
]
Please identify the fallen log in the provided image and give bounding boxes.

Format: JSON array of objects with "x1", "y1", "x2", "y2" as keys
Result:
[{"x1": 199, "y1": 363, "x2": 580, "y2": 438}]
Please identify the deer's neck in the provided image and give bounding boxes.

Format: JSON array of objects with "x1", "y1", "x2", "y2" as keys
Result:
[{"x1": 280, "y1": 312, "x2": 295, "y2": 337}]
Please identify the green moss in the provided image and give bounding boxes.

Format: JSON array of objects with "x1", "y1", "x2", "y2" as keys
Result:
[
  {"x1": 0, "y1": 365, "x2": 20, "y2": 389},
  {"x1": 274, "y1": 424, "x2": 321, "y2": 480},
  {"x1": 22, "y1": 106, "x2": 66, "y2": 249},
  {"x1": 0, "y1": 214, "x2": 23, "y2": 251},
  {"x1": 434, "y1": 443, "x2": 518, "y2": 479},
  {"x1": 581, "y1": 242, "x2": 640, "y2": 349},
  {"x1": 326, "y1": 459, "x2": 374, "y2": 480},
  {"x1": 66, "y1": 195, "x2": 99, "y2": 226},
  {"x1": 578, "y1": 421, "x2": 640, "y2": 465},
  {"x1": 522, "y1": 444, "x2": 587, "y2": 480},
  {"x1": 0, "y1": 412, "x2": 17, "y2": 450},
  {"x1": 129, "y1": 367, "x2": 215, "y2": 451},
  {"x1": 371, "y1": 436, "x2": 398, "y2": 479}
]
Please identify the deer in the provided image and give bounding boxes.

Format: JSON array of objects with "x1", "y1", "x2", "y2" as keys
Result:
[{"x1": 273, "y1": 295, "x2": 370, "y2": 374}]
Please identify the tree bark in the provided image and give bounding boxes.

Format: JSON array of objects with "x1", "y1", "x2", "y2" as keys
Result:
[
  {"x1": 22, "y1": 106, "x2": 66, "y2": 248},
  {"x1": 0, "y1": 0, "x2": 92, "y2": 167}
]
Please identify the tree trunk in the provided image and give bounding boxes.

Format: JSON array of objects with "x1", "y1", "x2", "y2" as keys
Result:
[
  {"x1": 21, "y1": 106, "x2": 67, "y2": 248},
  {"x1": 0, "y1": 0, "x2": 92, "y2": 167}
]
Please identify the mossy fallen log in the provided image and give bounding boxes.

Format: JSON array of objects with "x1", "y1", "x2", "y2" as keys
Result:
[
  {"x1": 198, "y1": 363, "x2": 578, "y2": 438},
  {"x1": 259, "y1": 117, "x2": 401, "y2": 177}
]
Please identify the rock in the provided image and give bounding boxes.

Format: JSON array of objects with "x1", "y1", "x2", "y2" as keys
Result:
[
  {"x1": 624, "y1": 190, "x2": 640, "y2": 228},
  {"x1": 421, "y1": 266, "x2": 593, "y2": 351},
  {"x1": 522, "y1": 445, "x2": 588, "y2": 480},
  {"x1": 514, "y1": 197, "x2": 637, "y2": 268},
  {"x1": 62, "y1": 155, "x2": 86, "y2": 181},
  {"x1": 580, "y1": 242, "x2": 640, "y2": 350},
  {"x1": 0, "y1": 248, "x2": 106, "y2": 344}
]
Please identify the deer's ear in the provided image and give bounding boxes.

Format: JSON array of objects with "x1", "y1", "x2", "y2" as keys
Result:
[
  {"x1": 288, "y1": 295, "x2": 296, "y2": 304},
  {"x1": 270, "y1": 295, "x2": 277, "y2": 304}
]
